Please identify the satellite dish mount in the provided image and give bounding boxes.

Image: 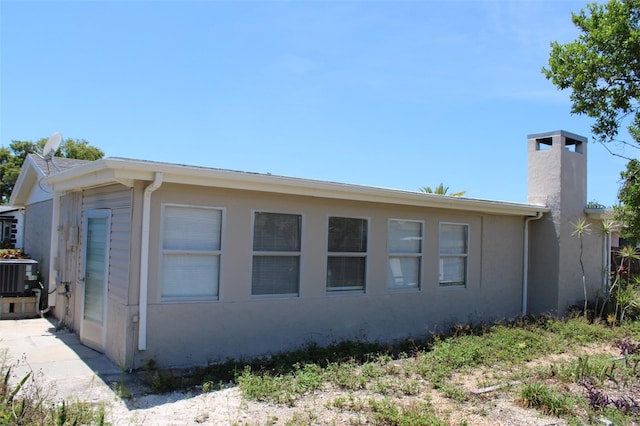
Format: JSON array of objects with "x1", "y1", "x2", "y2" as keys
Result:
[{"x1": 39, "y1": 132, "x2": 62, "y2": 173}]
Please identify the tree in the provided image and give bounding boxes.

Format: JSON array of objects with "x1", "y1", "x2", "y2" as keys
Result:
[
  {"x1": 617, "y1": 159, "x2": 640, "y2": 244},
  {"x1": 543, "y1": 0, "x2": 640, "y2": 153},
  {"x1": 419, "y1": 183, "x2": 466, "y2": 197},
  {"x1": 544, "y1": 0, "x2": 640, "y2": 244},
  {"x1": 0, "y1": 137, "x2": 104, "y2": 204}
]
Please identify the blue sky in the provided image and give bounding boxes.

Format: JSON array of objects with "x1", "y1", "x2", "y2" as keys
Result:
[{"x1": 0, "y1": 0, "x2": 630, "y2": 207}]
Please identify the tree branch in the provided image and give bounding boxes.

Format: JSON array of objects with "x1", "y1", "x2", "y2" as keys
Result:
[{"x1": 599, "y1": 140, "x2": 636, "y2": 161}]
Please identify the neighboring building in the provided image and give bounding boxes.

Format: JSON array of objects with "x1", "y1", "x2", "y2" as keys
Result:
[
  {"x1": 9, "y1": 155, "x2": 91, "y2": 286},
  {"x1": 0, "y1": 206, "x2": 22, "y2": 249},
  {"x1": 9, "y1": 130, "x2": 614, "y2": 369}
]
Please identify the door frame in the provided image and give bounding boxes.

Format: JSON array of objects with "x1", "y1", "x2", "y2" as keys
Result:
[{"x1": 79, "y1": 208, "x2": 111, "y2": 352}]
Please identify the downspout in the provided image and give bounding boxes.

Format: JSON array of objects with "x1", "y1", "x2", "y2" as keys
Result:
[
  {"x1": 522, "y1": 211, "x2": 544, "y2": 316},
  {"x1": 138, "y1": 172, "x2": 163, "y2": 351},
  {"x1": 602, "y1": 227, "x2": 611, "y2": 294},
  {"x1": 47, "y1": 192, "x2": 61, "y2": 309}
]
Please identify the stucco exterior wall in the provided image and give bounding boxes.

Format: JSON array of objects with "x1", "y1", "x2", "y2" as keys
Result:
[
  {"x1": 135, "y1": 183, "x2": 527, "y2": 368},
  {"x1": 23, "y1": 199, "x2": 53, "y2": 289},
  {"x1": 527, "y1": 131, "x2": 596, "y2": 315}
]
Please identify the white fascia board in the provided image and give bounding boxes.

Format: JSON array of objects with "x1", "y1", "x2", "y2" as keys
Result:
[
  {"x1": 585, "y1": 208, "x2": 616, "y2": 220},
  {"x1": 44, "y1": 158, "x2": 549, "y2": 217},
  {"x1": 10, "y1": 156, "x2": 46, "y2": 207}
]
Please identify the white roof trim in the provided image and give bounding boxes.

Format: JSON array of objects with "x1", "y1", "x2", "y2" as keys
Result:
[
  {"x1": 43, "y1": 157, "x2": 549, "y2": 216},
  {"x1": 585, "y1": 208, "x2": 616, "y2": 220},
  {"x1": 10, "y1": 155, "x2": 47, "y2": 207}
]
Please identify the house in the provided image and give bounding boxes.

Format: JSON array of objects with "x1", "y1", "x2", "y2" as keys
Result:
[
  {"x1": 0, "y1": 206, "x2": 22, "y2": 249},
  {"x1": 9, "y1": 130, "x2": 613, "y2": 369},
  {"x1": 9, "y1": 155, "x2": 91, "y2": 287}
]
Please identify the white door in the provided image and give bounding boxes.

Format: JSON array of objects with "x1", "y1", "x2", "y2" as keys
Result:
[{"x1": 80, "y1": 209, "x2": 110, "y2": 352}]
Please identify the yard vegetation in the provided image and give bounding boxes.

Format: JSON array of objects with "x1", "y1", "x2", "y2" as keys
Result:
[{"x1": 5, "y1": 314, "x2": 640, "y2": 424}]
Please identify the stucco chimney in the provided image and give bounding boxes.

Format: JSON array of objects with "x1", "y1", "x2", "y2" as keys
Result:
[{"x1": 526, "y1": 130, "x2": 588, "y2": 315}]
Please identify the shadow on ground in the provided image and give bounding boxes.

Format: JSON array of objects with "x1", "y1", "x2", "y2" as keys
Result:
[{"x1": 0, "y1": 316, "x2": 204, "y2": 410}]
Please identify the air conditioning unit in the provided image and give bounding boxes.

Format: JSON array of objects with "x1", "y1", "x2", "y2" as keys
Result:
[{"x1": 0, "y1": 259, "x2": 39, "y2": 296}]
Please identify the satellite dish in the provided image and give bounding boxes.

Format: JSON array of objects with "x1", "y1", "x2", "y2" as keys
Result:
[{"x1": 42, "y1": 132, "x2": 62, "y2": 160}]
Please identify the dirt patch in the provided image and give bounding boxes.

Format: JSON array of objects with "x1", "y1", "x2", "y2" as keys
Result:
[{"x1": 105, "y1": 371, "x2": 572, "y2": 425}]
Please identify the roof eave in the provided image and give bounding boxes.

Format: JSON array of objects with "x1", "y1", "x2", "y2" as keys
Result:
[
  {"x1": 9, "y1": 156, "x2": 46, "y2": 207},
  {"x1": 585, "y1": 208, "x2": 616, "y2": 220},
  {"x1": 44, "y1": 158, "x2": 549, "y2": 216}
]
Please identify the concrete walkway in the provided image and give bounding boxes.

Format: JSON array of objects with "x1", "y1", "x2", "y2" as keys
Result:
[{"x1": 0, "y1": 317, "x2": 134, "y2": 404}]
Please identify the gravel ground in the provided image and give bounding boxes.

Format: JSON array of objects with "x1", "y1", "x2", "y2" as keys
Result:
[{"x1": 101, "y1": 374, "x2": 571, "y2": 426}]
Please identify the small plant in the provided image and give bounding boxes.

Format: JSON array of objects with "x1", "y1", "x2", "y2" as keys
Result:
[
  {"x1": 366, "y1": 398, "x2": 446, "y2": 425},
  {"x1": 615, "y1": 338, "x2": 640, "y2": 356},
  {"x1": 1, "y1": 361, "x2": 106, "y2": 425},
  {"x1": 581, "y1": 381, "x2": 640, "y2": 413},
  {"x1": 518, "y1": 383, "x2": 575, "y2": 417},
  {"x1": 572, "y1": 217, "x2": 591, "y2": 316}
]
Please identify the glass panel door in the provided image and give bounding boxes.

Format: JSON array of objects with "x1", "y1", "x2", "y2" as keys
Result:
[{"x1": 80, "y1": 210, "x2": 110, "y2": 352}]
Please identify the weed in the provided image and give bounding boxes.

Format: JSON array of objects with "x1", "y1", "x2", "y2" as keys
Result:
[
  {"x1": 1, "y1": 357, "x2": 106, "y2": 425},
  {"x1": 581, "y1": 380, "x2": 640, "y2": 413},
  {"x1": 325, "y1": 361, "x2": 367, "y2": 390},
  {"x1": 438, "y1": 382, "x2": 468, "y2": 403},
  {"x1": 112, "y1": 380, "x2": 131, "y2": 399},
  {"x1": 518, "y1": 383, "x2": 575, "y2": 417},
  {"x1": 367, "y1": 398, "x2": 446, "y2": 425},
  {"x1": 615, "y1": 337, "x2": 640, "y2": 356}
]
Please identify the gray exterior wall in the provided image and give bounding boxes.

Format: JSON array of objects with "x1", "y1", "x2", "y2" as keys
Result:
[
  {"x1": 132, "y1": 184, "x2": 526, "y2": 368},
  {"x1": 52, "y1": 185, "x2": 134, "y2": 365},
  {"x1": 527, "y1": 131, "x2": 603, "y2": 314},
  {"x1": 47, "y1": 130, "x2": 612, "y2": 369},
  {"x1": 23, "y1": 200, "x2": 53, "y2": 288}
]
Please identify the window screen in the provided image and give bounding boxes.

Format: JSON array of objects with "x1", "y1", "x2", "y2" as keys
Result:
[
  {"x1": 252, "y1": 212, "x2": 301, "y2": 296},
  {"x1": 388, "y1": 220, "x2": 422, "y2": 289},
  {"x1": 439, "y1": 223, "x2": 468, "y2": 287},
  {"x1": 327, "y1": 217, "x2": 367, "y2": 291},
  {"x1": 161, "y1": 205, "x2": 222, "y2": 299}
]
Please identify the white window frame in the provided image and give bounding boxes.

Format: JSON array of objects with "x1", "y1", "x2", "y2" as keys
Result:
[
  {"x1": 160, "y1": 204, "x2": 224, "y2": 302},
  {"x1": 438, "y1": 222, "x2": 468, "y2": 288},
  {"x1": 326, "y1": 216, "x2": 369, "y2": 293},
  {"x1": 251, "y1": 210, "x2": 302, "y2": 297},
  {"x1": 387, "y1": 219, "x2": 423, "y2": 290}
]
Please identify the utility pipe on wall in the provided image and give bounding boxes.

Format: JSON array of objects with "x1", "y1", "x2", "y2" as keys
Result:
[
  {"x1": 48, "y1": 193, "x2": 61, "y2": 308},
  {"x1": 522, "y1": 211, "x2": 544, "y2": 316},
  {"x1": 602, "y1": 228, "x2": 611, "y2": 294},
  {"x1": 138, "y1": 172, "x2": 163, "y2": 351}
]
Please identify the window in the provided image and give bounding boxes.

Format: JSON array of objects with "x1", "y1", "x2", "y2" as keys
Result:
[
  {"x1": 252, "y1": 212, "x2": 301, "y2": 296},
  {"x1": 439, "y1": 223, "x2": 468, "y2": 287},
  {"x1": 161, "y1": 205, "x2": 222, "y2": 299},
  {"x1": 327, "y1": 217, "x2": 367, "y2": 292},
  {"x1": 388, "y1": 220, "x2": 423, "y2": 289}
]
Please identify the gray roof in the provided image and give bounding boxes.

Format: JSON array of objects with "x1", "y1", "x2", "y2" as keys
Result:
[{"x1": 28, "y1": 153, "x2": 91, "y2": 175}]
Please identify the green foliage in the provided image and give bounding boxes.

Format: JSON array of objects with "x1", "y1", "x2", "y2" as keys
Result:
[
  {"x1": 367, "y1": 398, "x2": 446, "y2": 426},
  {"x1": 0, "y1": 361, "x2": 105, "y2": 425},
  {"x1": 0, "y1": 136, "x2": 104, "y2": 204},
  {"x1": 518, "y1": 383, "x2": 576, "y2": 417},
  {"x1": 543, "y1": 0, "x2": 640, "y2": 146},
  {"x1": 141, "y1": 361, "x2": 180, "y2": 394},
  {"x1": 550, "y1": 354, "x2": 621, "y2": 383},
  {"x1": 129, "y1": 317, "x2": 640, "y2": 424},
  {"x1": 597, "y1": 245, "x2": 640, "y2": 323},
  {"x1": 543, "y1": 316, "x2": 618, "y2": 343},
  {"x1": 236, "y1": 363, "x2": 325, "y2": 406},
  {"x1": 586, "y1": 200, "x2": 607, "y2": 208},
  {"x1": 617, "y1": 159, "x2": 640, "y2": 245},
  {"x1": 419, "y1": 183, "x2": 466, "y2": 197},
  {"x1": 572, "y1": 216, "x2": 591, "y2": 316}
]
